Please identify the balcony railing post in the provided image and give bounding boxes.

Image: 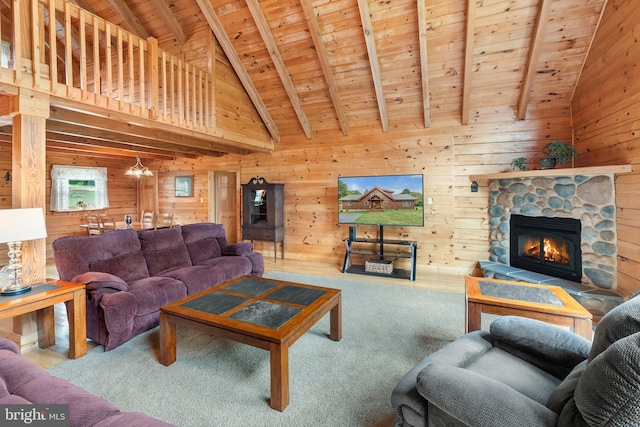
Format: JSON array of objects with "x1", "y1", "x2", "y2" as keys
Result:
[
  {"x1": 12, "y1": 0, "x2": 23, "y2": 85},
  {"x1": 147, "y1": 37, "x2": 159, "y2": 119}
]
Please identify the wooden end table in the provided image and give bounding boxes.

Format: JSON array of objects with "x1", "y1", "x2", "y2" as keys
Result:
[
  {"x1": 465, "y1": 275, "x2": 593, "y2": 340},
  {"x1": 0, "y1": 279, "x2": 87, "y2": 358},
  {"x1": 159, "y1": 275, "x2": 342, "y2": 411}
]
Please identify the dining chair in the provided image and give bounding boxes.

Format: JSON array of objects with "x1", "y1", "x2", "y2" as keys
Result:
[
  {"x1": 85, "y1": 215, "x2": 102, "y2": 236},
  {"x1": 99, "y1": 216, "x2": 118, "y2": 232},
  {"x1": 157, "y1": 212, "x2": 174, "y2": 228},
  {"x1": 141, "y1": 211, "x2": 157, "y2": 230}
]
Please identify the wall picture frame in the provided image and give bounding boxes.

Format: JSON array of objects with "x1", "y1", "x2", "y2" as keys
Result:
[{"x1": 175, "y1": 176, "x2": 193, "y2": 197}]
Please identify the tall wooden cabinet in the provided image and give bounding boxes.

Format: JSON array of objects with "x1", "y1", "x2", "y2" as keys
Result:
[{"x1": 241, "y1": 177, "x2": 284, "y2": 261}]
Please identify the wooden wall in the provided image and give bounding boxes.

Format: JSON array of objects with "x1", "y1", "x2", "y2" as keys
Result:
[
  {"x1": 0, "y1": 148, "x2": 140, "y2": 265},
  {"x1": 44, "y1": 154, "x2": 139, "y2": 264},
  {"x1": 148, "y1": 113, "x2": 571, "y2": 292},
  {"x1": 572, "y1": 0, "x2": 640, "y2": 297}
]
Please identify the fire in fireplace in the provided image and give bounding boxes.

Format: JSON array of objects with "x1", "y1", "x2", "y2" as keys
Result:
[{"x1": 510, "y1": 215, "x2": 582, "y2": 282}]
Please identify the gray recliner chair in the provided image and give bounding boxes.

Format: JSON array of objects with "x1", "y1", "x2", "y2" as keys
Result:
[{"x1": 391, "y1": 294, "x2": 640, "y2": 427}]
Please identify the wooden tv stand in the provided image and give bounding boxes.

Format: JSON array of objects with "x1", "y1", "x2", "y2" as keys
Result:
[{"x1": 342, "y1": 227, "x2": 417, "y2": 281}]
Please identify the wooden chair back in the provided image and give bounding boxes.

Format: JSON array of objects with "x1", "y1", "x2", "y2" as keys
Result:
[
  {"x1": 157, "y1": 212, "x2": 174, "y2": 228},
  {"x1": 99, "y1": 216, "x2": 118, "y2": 232},
  {"x1": 141, "y1": 211, "x2": 157, "y2": 230},
  {"x1": 85, "y1": 215, "x2": 102, "y2": 235}
]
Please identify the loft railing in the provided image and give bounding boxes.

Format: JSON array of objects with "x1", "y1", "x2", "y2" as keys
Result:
[{"x1": 0, "y1": 0, "x2": 215, "y2": 130}]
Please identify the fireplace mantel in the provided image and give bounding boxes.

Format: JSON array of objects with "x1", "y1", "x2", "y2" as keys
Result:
[{"x1": 469, "y1": 164, "x2": 632, "y2": 182}]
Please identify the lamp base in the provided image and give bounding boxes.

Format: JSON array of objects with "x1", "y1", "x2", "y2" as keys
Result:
[{"x1": 1, "y1": 284, "x2": 32, "y2": 296}]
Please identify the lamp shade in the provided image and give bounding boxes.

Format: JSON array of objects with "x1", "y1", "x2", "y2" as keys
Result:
[{"x1": 0, "y1": 208, "x2": 48, "y2": 244}]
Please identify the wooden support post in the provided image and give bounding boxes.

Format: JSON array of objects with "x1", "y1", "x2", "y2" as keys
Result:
[{"x1": 6, "y1": 88, "x2": 49, "y2": 352}]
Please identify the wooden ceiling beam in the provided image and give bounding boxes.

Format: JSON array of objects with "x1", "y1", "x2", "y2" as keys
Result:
[
  {"x1": 461, "y1": 0, "x2": 476, "y2": 125},
  {"x1": 45, "y1": 145, "x2": 163, "y2": 160},
  {"x1": 104, "y1": 0, "x2": 149, "y2": 40},
  {"x1": 517, "y1": 0, "x2": 553, "y2": 121},
  {"x1": 48, "y1": 99, "x2": 271, "y2": 154},
  {"x1": 417, "y1": 0, "x2": 431, "y2": 128},
  {"x1": 45, "y1": 119, "x2": 224, "y2": 157},
  {"x1": 300, "y1": 0, "x2": 349, "y2": 136},
  {"x1": 0, "y1": 127, "x2": 184, "y2": 158},
  {"x1": 194, "y1": 0, "x2": 280, "y2": 142},
  {"x1": 245, "y1": 0, "x2": 312, "y2": 139},
  {"x1": 45, "y1": 141, "x2": 180, "y2": 159},
  {"x1": 43, "y1": 131, "x2": 195, "y2": 158},
  {"x1": 148, "y1": 0, "x2": 185, "y2": 45},
  {"x1": 357, "y1": 0, "x2": 388, "y2": 132}
]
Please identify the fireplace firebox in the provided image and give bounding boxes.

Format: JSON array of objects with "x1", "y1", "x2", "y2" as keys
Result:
[{"x1": 510, "y1": 215, "x2": 582, "y2": 282}]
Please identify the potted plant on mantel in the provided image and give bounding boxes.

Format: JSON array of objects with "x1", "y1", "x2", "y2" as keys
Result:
[
  {"x1": 510, "y1": 156, "x2": 528, "y2": 171},
  {"x1": 539, "y1": 141, "x2": 578, "y2": 170}
]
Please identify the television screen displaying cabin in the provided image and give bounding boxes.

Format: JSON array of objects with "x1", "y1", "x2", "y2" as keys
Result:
[{"x1": 338, "y1": 174, "x2": 424, "y2": 226}]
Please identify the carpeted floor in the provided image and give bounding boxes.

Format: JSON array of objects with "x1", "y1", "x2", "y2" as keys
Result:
[{"x1": 48, "y1": 272, "x2": 465, "y2": 426}]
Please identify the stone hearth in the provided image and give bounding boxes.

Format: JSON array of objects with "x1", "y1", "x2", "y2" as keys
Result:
[{"x1": 487, "y1": 173, "x2": 618, "y2": 290}]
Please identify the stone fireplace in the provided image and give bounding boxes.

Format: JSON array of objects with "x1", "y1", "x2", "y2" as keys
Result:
[{"x1": 487, "y1": 172, "x2": 618, "y2": 290}]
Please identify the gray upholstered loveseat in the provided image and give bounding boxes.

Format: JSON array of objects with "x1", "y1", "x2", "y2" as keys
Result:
[
  {"x1": 53, "y1": 223, "x2": 264, "y2": 351},
  {"x1": 391, "y1": 294, "x2": 640, "y2": 426}
]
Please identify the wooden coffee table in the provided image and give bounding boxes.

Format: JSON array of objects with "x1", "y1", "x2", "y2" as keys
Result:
[
  {"x1": 465, "y1": 275, "x2": 593, "y2": 340},
  {"x1": 159, "y1": 275, "x2": 342, "y2": 411}
]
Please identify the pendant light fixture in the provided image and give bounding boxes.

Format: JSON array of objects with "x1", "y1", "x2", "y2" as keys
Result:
[{"x1": 125, "y1": 154, "x2": 153, "y2": 178}]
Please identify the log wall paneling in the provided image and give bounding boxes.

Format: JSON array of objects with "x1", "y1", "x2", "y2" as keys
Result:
[
  {"x1": 146, "y1": 115, "x2": 569, "y2": 293},
  {"x1": 572, "y1": 0, "x2": 640, "y2": 297},
  {"x1": 43, "y1": 153, "x2": 139, "y2": 263}
]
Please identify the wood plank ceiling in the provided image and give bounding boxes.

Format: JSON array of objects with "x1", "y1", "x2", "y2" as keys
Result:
[{"x1": 5, "y1": 0, "x2": 609, "y2": 160}]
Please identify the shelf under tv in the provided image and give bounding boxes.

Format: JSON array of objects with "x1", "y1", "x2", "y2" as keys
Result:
[
  {"x1": 344, "y1": 264, "x2": 414, "y2": 280},
  {"x1": 341, "y1": 226, "x2": 417, "y2": 281}
]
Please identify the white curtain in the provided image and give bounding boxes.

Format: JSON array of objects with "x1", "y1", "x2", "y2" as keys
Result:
[{"x1": 50, "y1": 165, "x2": 110, "y2": 211}]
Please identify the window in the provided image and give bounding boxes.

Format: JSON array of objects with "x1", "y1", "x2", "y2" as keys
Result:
[{"x1": 50, "y1": 165, "x2": 109, "y2": 212}]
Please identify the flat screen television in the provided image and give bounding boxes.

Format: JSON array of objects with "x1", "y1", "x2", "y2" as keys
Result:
[{"x1": 338, "y1": 174, "x2": 424, "y2": 226}]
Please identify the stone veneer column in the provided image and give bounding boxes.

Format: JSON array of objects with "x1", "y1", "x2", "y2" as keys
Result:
[{"x1": 488, "y1": 174, "x2": 617, "y2": 290}]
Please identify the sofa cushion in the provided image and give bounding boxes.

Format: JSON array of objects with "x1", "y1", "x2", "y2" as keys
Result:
[
  {"x1": 127, "y1": 276, "x2": 187, "y2": 316},
  {"x1": 575, "y1": 332, "x2": 640, "y2": 426},
  {"x1": 546, "y1": 359, "x2": 588, "y2": 414},
  {"x1": 53, "y1": 228, "x2": 144, "y2": 281},
  {"x1": 589, "y1": 295, "x2": 640, "y2": 361},
  {"x1": 181, "y1": 223, "x2": 225, "y2": 264},
  {"x1": 160, "y1": 265, "x2": 226, "y2": 295},
  {"x1": 89, "y1": 252, "x2": 149, "y2": 283},
  {"x1": 199, "y1": 256, "x2": 253, "y2": 280},
  {"x1": 138, "y1": 227, "x2": 192, "y2": 276}
]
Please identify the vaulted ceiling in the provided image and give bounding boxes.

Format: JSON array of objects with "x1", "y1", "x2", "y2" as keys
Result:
[{"x1": 6, "y1": 0, "x2": 609, "y2": 160}]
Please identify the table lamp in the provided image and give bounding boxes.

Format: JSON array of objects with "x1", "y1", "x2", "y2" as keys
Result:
[{"x1": 0, "y1": 208, "x2": 48, "y2": 296}]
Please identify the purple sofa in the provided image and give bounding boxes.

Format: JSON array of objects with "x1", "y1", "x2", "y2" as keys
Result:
[
  {"x1": 53, "y1": 223, "x2": 264, "y2": 351},
  {"x1": 0, "y1": 337, "x2": 173, "y2": 426}
]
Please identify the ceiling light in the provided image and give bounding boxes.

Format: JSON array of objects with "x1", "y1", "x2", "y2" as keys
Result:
[{"x1": 125, "y1": 154, "x2": 153, "y2": 178}]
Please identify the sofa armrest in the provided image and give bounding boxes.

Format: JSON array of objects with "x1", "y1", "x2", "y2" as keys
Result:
[
  {"x1": 490, "y1": 316, "x2": 590, "y2": 372},
  {"x1": 221, "y1": 241, "x2": 252, "y2": 257},
  {"x1": 71, "y1": 272, "x2": 129, "y2": 292},
  {"x1": 417, "y1": 363, "x2": 558, "y2": 427},
  {"x1": 0, "y1": 337, "x2": 19, "y2": 354}
]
